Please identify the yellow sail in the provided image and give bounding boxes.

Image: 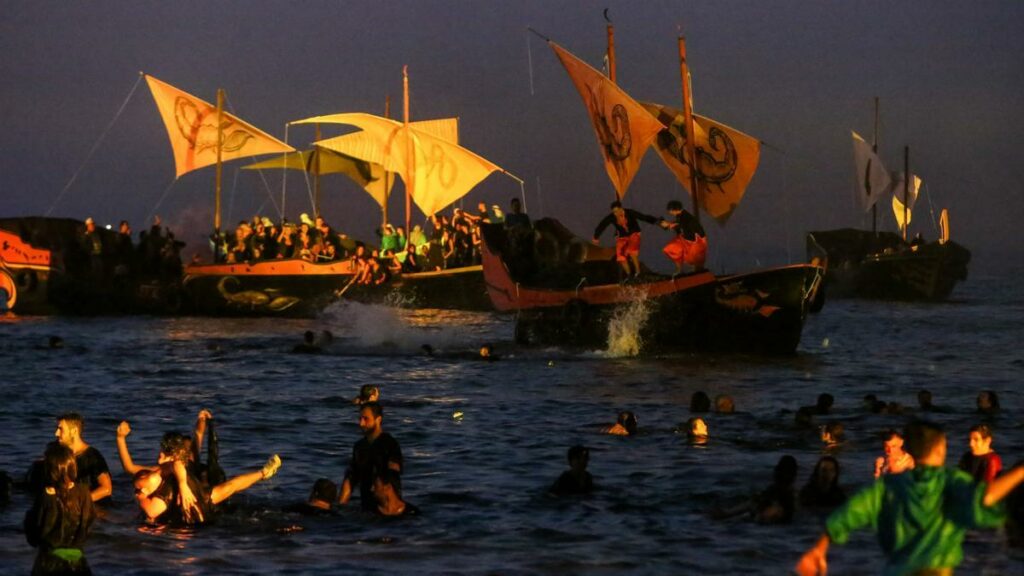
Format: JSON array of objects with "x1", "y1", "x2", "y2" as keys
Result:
[
  {"x1": 145, "y1": 74, "x2": 294, "y2": 178},
  {"x1": 548, "y1": 42, "x2": 664, "y2": 199},
  {"x1": 294, "y1": 113, "x2": 501, "y2": 218},
  {"x1": 242, "y1": 148, "x2": 393, "y2": 208},
  {"x1": 643, "y1": 102, "x2": 761, "y2": 223}
]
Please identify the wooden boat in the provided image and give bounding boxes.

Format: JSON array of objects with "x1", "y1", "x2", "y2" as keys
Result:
[
  {"x1": 0, "y1": 216, "x2": 184, "y2": 315},
  {"x1": 806, "y1": 100, "x2": 970, "y2": 301},
  {"x1": 481, "y1": 220, "x2": 823, "y2": 354},
  {"x1": 0, "y1": 220, "x2": 62, "y2": 315}
]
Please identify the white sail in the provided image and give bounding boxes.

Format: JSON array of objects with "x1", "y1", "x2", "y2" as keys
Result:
[{"x1": 851, "y1": 131, "x2": 891, "y2": 212}]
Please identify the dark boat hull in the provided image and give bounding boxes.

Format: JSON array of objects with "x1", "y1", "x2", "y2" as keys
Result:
[
  {"x1": 807, "y1": 229, "x2": 970, "y2": 301},
  {"x1": 482, "y1": 220, "x2": 824, "y2": 354},
  {"x1": 344, "y1": 265, "x2": 492, "y2": 311}
]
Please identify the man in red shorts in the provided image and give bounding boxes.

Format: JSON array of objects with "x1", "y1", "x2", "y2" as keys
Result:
[
  {"x1": 660, "y1": 200, "x2": 707, "y2": 274},
  {"x1": 592, "y1": 201, "x2": 661, "y2": 280}
]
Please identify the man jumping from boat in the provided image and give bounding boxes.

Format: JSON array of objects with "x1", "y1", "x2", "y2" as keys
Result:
[
  {"x1": 660, "y1": 200, "x2": 707, "y2": 275},
  {"x1": 591, "y1": 201, "x2": 662, "y2": 280}
]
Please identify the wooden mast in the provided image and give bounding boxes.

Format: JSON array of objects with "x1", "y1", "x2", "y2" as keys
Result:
[
  {"x1": 403, "y1": 67, "x2": 412, "y2": 238},
  {"x1": 214, "y1": 88, "x2": 224, "y2": 232},
  {"x1": 313, "y1": 123, "x2": 322, "y2": 218},
  {"x1": 871, "y1": 96, "x2": 879, "y2": 235},
  {"x1": 383, "y1": 95, "x2": 391, "y2": 229},
  {"x1": 605, "y1": 22, "x2": 617, "y2": 84},
  {"x1": 903, "y1": 146, "x2": 909, "y2": 242},
  {"x1": 678, "y1": 36, "x2": 702, "y2": 228}
]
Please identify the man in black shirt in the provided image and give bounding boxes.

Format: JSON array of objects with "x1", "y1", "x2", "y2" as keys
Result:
[
  {"x1": 340, "y1": 402, "x2": 403, "y2": 511},
  {"x1": 660, "y1": 199, "x2": 707, "y2": 274},
  {"x1": 55, "y1": 413, "x2": 112, "y2": 503},
  {"x1": 592, "y1": 201, "x2": 662, "y2": 279}
]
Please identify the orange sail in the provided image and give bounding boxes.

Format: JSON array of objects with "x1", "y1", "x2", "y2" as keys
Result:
[
  {"x1": 643, "y1": 102, "x2": 761, "y2": 223},
  {"x1": 549, "y1": 42, "x2": 663, "y2": 199},
  {"x1": 145, "y1": 74, "x2": 294, "y2": 178}
]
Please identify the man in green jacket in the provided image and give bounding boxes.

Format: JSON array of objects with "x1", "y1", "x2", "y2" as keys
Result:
[{"x1": 796, "y1": 421, "x2": 1024, "y2": 576}]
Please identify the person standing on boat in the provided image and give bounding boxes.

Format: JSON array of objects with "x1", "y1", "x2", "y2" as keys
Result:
[
  {"x1": 81, "y1": 218, "x2": 104, "y2": 280},
  {"x1": 660, "y1": 200, "x2": 707, "y2": 274},
  {"x1": 591, "y1": 201, "x2": 661, "y2": 280}
]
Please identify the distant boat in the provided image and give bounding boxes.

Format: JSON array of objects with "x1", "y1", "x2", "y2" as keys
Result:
[
  {"x1": 807, "y1": 100, "x2": 970, "y2": 301},
  {"x1": 0, "y1": 219, "x2": 63, "y2": 315}
]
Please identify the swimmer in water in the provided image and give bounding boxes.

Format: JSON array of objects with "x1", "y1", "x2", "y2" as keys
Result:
[
  {"x1": 24, "y1": 443, "x2": 96, "y2": 576},
  {"x1": 285, "y1": 478, "x2": 337, "y2": 516},
  {"x1": 549, "y1": 445, "x2": 594, "y2": 496},
  {"x1": 291, "y1": 330, "x2": 321, "y2": 354},
  {"x1": 603, "y1": 411, "x2": 637, "y2": 436},
  {"x1": 714, "y1": 395, "x2": 735, "y2": 414},
  {"x1": 976, "y1": 390, "x2": 1000, "y2": 415},
  {"x1": 353, "y1": 385, "x2": 380, "y2": 405},
  {"x1": 686, "y1": 417, "x2": 709, "y2": 444},
  {"x1": 958, "y1": 424, "x2": 1002, "y2": 484},
  {"x1": 874, "y1": 429, "x2": 915, "y2": 478},
  {"x1": 799, "y1": 456, "x2": 846, "y2": 509},
  {"x1": 820, "y1": 422, "x2": 845, "y2": 451},
  {"x1": 690, "y1": 391, "x2": 711, "y2": 413}
]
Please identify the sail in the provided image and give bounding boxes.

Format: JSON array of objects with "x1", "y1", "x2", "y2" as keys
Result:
[
  {"x1": 241, "y1": 148, "x2": 393, "y2": 208},
  {"x1": 642, "y1": 102, "x2": 761, "y2": 223},
  {"x1": 295, "y1": 113, "x2": 501, "y2": 218},
  {"x1": 548, "y1": 41, "x2": 663, "y2": 199},
  {"x1": 888, "y1": 171, "x2": 921, "y2": 211},
  {"x1": 891, "y1": 195, "x2": 912, "y2": 233},
  {"x1": 851, "y1": 131, "x2": 891, "y2": 212},
  {"x1": 144, "y1": 74, "x2": 294, "y2": 178}
]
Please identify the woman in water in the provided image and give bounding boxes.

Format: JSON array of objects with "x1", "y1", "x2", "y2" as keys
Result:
[{"x1": 24, "y1": 443, "x2": 96, "y2": 575}]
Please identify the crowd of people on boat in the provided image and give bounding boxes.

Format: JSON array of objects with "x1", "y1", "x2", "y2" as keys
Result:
[
  {"x1": 4, "y1": 376, "x2": 1021, "y2": 575},
  {"x1": 76, "y1": 215, "x2": 183, "y2": 284},
  {"x1": 209, "y1": 197, "x2": 534, "y2": 286}
]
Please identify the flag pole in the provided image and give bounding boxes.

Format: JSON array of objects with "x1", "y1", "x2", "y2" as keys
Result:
[
  {"x1": 403, "y1": 66, "x2": 412, "y2": 238},
  {"x1": 903, "y1": 146, "x2": 909, "y2": 242},
  {"x1": 678, "y1": 35, "x2": 702, "y2": 229},
  {"x1": 383, "y1": 94, "x2": 391, "y2": 229},
  {"x1": 215, "y1": 88, "x2": 224, "y2": 233},
  {"x1": 872, "y1": 96, "x2": 879, "y2": 235},
  {"x1": 313, "y1": 123, "x2": 322, "y2": 219},
  {"x1": 605, "y1": 21, "x2": 616, "y2": 84}
]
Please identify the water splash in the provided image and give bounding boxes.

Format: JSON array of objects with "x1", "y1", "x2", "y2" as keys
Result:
[
  {"x1": 604, "y1": 286, "x2": 651, "y2": 357},
  {"x1": 321, "y1": 300, "x2": 486, "y2": 353}
]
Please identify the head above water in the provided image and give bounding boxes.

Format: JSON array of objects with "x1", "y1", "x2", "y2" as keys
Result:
[
  {"x1": 714, "y1": 395, "x2": 735, "y2": 414},
  {"x1": 617, "y1": 411, "x2": 638, "y2": 435},
  {"x1": 917, "y1": 389, "x2": 933, "y2": 409},
  {"x1": 687, "y1": 416, "x2": 708, "y2": 438},
  {"x1": 816, "y1": 393, "x2": 834, "y2": 412},
  {"x1": 44, "y1": 443, "x2": 77, "y2": 490},
  {"x1": 774, "y1": 455, "x2": 799, "y2": 486},
  {"x1": 976, "y1": 390, "x2": 1000, "y2": 413},
  {"x1": 690, "y1": 391, "x2": 711, "y2": 413},
  {"x1": 359, "y1": 402, "x2": 384, "y2": 436},
  {"x1": 904, "y1": 421, "x2": 946, "y2": 464},
  {"x1": 567, "y1": 445, "x2": 589, "y2": 468},
  {"x1": 358, "y1": 385, "x2": 380, "y2": 403},
  {"x1": 310, "y1": 478, "x2": 338, "y2": 505},
  {"x1": 821, "y1": 422, "x2": 844, "y2": 444},
  {"x1": 969, "y1": 423, "x2": 994, "y2": 456},
  {"x1": 55, "y1": 412, "x2": 84, "y2": 446},
  {"x1": 159, "y1": 432, "x2": 191, "y2": 462}
]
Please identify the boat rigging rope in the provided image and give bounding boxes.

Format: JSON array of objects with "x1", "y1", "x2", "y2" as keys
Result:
[
  {"x1": 46, "y1": 74, "x2": 145, "y2": 216},
  {"x1": 145, "y1": 179, "x2": 178, "y2": 226}
]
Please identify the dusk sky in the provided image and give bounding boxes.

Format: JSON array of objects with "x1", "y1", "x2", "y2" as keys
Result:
[{"x1": 3, "y1": 1, "x2": 1022, "y2": 273}]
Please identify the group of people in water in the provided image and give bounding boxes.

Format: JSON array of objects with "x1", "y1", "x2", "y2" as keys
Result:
[
  {"x1": 7, "y1": 378, "x2": 1021, "y2": 575},
  {"x1": 584, "y1": 388, "x2": 1023, "y2": 575}
]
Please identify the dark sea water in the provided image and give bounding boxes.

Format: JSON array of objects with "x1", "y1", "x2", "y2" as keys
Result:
[{"x1": 1, "y1": 271, "x2": 1022, "y2": 575}]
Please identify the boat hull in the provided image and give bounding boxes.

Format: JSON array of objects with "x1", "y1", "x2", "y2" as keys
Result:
[
  {"x1": 344, "y1": 265, "x2": 492, "y2": 311},
  {"x1": 482, "y1": 220, "x2": 824, "y2": 354},
  {"x1": 807, "y1": 229, "x2": 970, "y2": 301}
]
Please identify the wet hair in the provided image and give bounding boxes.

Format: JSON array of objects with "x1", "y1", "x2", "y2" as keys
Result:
[
  {"x1": 714, "y1": 395, "x2": 735, "y2": 414},
  {"x1": 617, "y1": 411, "x2": 638, "y2": 435},
  {"x1": 361, "y1": 402, "x2": 383, "y2": 419},
  {"x1": 816, "y1": 393, "x2": 834, "y2": 412},
  {"x1": 822, "y1": 422, "x2": 845, "y2": 442},
  {"x1": 358, "y1": 385, "x2": 379, "y2": 401},
  {"x1": 567, "y1": 445, "x2": 589, "y2": 464},
  {"x1": 773, "y1": 455, "x2": 798, "y2": 486},
  {"x1": 969, "y1": 423, "x2": 993, "y2": 439},
  {"x1": 690, "y1": 391, "x2": 711, "y2": 413},
  {"x1": 57, "y1": 412, "x2": 83, "y2": 435},
  {"x1": 666, "y1": 200, "x2": 683, "y2": 211},
  {"x1": 609, "y1": 200, "x2": 623, "y2": 210},
  {"x1": 159, "y1": 432, "x2": 190, "y2": 461},
  {"x1": 303, "y1": 330, "x2": 315, "y2": 345},
  {"x1": 310, "y1": 478, "x2": 338, "y2": 503},
  {"x1": 882, "y1": 429, "x2": 903, "y2": 442},
  {"x1": 904, "y1": 421, "x2": 945, "y2": 461},
  {"x1": 44, "y1": 443, "x2": 77, "y2": 490}
]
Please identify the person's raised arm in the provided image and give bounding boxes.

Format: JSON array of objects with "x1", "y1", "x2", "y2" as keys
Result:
[
  {"x1": 116, "y1": 421, "x2": 147, "y2": 476},
  {"x1": 983, "y1": 463, "x2": 1024, "y2": 507},
  {"x1": 192, "y1": 409, "x2": 212, "y2": 464}
]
